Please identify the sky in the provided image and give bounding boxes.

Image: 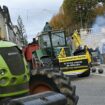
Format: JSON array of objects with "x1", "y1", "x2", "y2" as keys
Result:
[{"x1": 0, "y1": 0, "x2": 64, "y2": 42}]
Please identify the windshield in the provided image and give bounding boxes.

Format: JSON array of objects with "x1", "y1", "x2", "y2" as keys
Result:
[
  {"x1": 51, "y1": 31, "x2": 65, "y2": 46},
  {"x1": 39, "y1": 31, "x2": 66, "y2": 48}
]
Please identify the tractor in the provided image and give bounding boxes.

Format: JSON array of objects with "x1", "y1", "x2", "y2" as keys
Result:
[{"x1": 0, "y1": 40, "x2": 78, "y2": 105}]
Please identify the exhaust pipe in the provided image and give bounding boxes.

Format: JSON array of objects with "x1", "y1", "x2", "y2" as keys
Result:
[{"x1": 9, "y1": 91, "x2": 67, "y2": 105}]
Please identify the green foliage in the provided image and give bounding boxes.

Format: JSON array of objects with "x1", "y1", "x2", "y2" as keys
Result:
[
  {"x1": 50, "y1": 0, "x2": 105, "y2": 34},
  {"x1": 17, "y1": 16, "x2": 28, "y2": 44},
  {"x1": 63, "y1": 0, "x2": 98, "y2": 28}
]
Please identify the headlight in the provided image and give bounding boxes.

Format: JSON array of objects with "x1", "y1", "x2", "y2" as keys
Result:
[
  {"x1": 0, "y1": 77, "x2": 8, "y2": 85},
  {"x1": 0, "y1": 69, "x2": 6, "y2": 75}
]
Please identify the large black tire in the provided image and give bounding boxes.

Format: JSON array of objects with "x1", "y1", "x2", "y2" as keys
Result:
[
  {"x1": 78, "y1": 64, "x2": 91, "y2": 77},
  {"x1": 98, "y1": 68, "x2": 104, "y2": 74},
  {"x1": 29, "y1": 69, "x2": 79, "y2": 105},
  {"x1": 78, "y1": 69, "x2": 90, "y2": 77},
  {"x1": 0, "y1": 98, "x2": 11, "y2": 105}
]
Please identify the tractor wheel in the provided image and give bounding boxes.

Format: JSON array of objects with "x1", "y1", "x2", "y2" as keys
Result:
[
  {"x1": 29, "y1": 69, "x2": 79, "y2": 105},
  {"x1": 0, "y1": 98, "x2": 11, "y2": 105}
]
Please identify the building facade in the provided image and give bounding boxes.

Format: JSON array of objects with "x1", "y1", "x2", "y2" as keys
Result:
[
  {"x1": 0, "y1": 6, "x2": 25, "y2": 47},
  {"x1": 0, "y1": 7, "x2": 7, "y2": 39}
]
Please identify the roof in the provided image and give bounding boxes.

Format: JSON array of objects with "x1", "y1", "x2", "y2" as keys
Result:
[{"x1": 0, "y1": 40, "x2": 16, "y2": 48}]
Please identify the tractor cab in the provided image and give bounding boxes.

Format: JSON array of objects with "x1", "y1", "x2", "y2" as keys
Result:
[{"x1": 38, "y1": 30, "x2": 71, "y2": 58}]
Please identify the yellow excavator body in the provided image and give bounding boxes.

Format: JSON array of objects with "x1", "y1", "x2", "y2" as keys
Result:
[{"x1": 58, "y1": 31, "x2": 92, "y2": 76}]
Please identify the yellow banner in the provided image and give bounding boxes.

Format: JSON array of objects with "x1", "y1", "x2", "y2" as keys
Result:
[{"x1": 58, "y1": 55, "x2": 87, "y2": 62}]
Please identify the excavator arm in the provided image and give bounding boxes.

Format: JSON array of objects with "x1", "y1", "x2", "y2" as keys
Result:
[
  {"x1": 72, "y1": 31, "x2": 82, "y2": 50},
  {"x1": 72, "y1": 31, "x2": 92, "y2": 64}
]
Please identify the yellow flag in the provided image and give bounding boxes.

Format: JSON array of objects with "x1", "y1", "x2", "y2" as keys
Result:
[{"x1": 58, "y1": 48, "x2": 66, "y2": 58}]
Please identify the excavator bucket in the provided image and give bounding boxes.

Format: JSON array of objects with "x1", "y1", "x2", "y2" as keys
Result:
[{"x1": 9, "y1": 91, "x2": 67, "y2": 105}]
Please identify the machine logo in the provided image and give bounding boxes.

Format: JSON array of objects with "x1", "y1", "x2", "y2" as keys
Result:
[{"x1": 8, "y1": 52, "x2": 18, "y2": 56}]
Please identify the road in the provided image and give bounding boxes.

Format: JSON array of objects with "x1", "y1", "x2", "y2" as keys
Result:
[{"x1": 71, "y1": 67, "x2": 105, "y2": 105}]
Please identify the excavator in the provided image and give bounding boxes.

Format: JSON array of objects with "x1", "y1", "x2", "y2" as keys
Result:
[
  {"x1": 59, "y1": 30, "x2": 92, "y2": 76},
  {"x1": 0, "y1": 40, "x2": 78, "y2": 105}
]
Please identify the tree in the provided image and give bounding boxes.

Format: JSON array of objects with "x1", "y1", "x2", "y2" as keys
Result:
[
  {"x1": 50, "y1": 13, "x2": 64, "y2": 30},
  {"x1": 62, "y1": 0, "x2": 98, "y2": 28},
  {"x1": 50, "y1": 0, "x2": 105, "y2": 35},
  {"x1": 17, "y1": 16, "x2": 28, "y2": 45},
  {"x1": 50, "y1": 7, "x2": 73, "y2": 34}
]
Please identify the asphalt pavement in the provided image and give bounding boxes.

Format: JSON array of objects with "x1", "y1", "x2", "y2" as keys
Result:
[{"x1": 71, "y1": 66, "x2": 105, "y2": 105}]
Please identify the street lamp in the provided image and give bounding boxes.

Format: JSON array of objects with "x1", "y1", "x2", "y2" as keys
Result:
[{"x1": 76, "y1": 4, "x2": 85, "y2": 28}]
